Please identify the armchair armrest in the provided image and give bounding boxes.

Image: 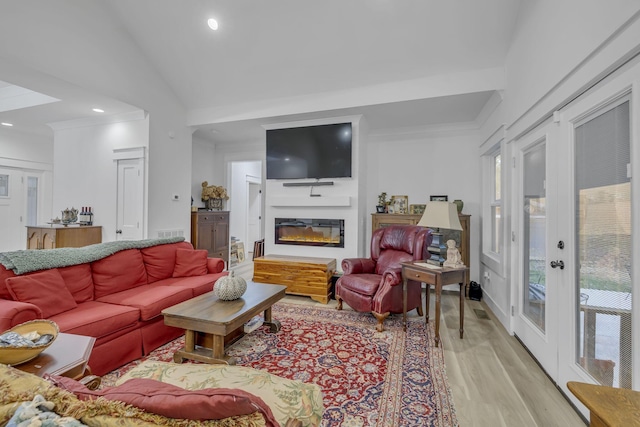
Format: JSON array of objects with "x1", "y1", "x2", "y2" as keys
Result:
[
  {"x1": 0, "y1": 299, "x2": 42, "y2": 331},
  {"x1": 381, "y1": 268, "x2": 403, "y2": 287},
  {"x1": 341, "y1": 258, "x2": 376, "y2": 275},
  {"x1": 207, "y1": 257, "x2": 225, "y2": 274}
]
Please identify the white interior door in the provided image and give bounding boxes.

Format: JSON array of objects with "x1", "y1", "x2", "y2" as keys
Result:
[
  {"x1": 116, "y1": 158, "x2": 144, "y2": 241},
  {"x1": 0, "y1": 168, "x2": 25, "y2": 251},
  {"x1": 246, "y1": 177, "x2": 262, "y2": 253}
]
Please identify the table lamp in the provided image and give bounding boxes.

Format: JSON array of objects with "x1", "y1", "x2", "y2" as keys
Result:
[{"x1": 417, "y1": 201, "x2": 463, "y2": 267}]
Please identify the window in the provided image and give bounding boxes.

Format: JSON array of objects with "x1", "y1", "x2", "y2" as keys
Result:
[
  {"x1": 0, "y1": 174, "x2": 8, "y2": 197},
  {"x1": 490, "y1": 152, "x2": 502, "y2": 254}
]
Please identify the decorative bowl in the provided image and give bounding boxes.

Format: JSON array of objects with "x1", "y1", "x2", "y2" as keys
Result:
[{"x1": 0, "y1": 320, "x2": 59, "y2": 365}]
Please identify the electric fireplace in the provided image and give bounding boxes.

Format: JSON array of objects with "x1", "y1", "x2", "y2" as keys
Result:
[{"x1": 275, "y1": 218, "x2": 344, "y2": 248}]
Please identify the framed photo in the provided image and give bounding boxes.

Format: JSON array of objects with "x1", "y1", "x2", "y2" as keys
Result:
[
  {"x1": 410, "y1": 204, "x2": 426, "y2": 215},
  {"x1": 430, "y1": 195, "x2": 448, "y2": 202},
  {"x1": 391, "y1": 195, "x2": 409, "y2": 214}
]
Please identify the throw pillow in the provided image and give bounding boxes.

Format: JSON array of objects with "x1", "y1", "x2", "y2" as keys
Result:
[
  {"x1": 172, "y1": 249, "x2": 208, "y2": 277},
  {"x1": 5, "y1": 269, "x2": 77, "y2": 318},
  {"x1": 48, "y1": 375, "x2": 278, "y2": 426}
]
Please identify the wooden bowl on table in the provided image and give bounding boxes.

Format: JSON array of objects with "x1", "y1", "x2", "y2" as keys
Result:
[{"x1": 0, "y1": 320, "x2": 59, "y2": 366}]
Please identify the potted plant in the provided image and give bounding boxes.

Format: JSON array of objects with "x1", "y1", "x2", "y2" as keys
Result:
[{"x1": 376, "y1": 192, "x2": 387, "y2": 213}]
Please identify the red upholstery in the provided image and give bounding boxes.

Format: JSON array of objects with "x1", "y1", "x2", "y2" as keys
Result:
[
  {"x1": 0, "y1": 242, "x2": 227, "y2": 375},
  {"x1": 336, "y1": 225, "x2": 432, "y2": 331},
  {"x1": 141, "y1": 241, "x2": 194, "y2": 283},
  {"x1": 92, "y1": 249, "x2": 148, "y2": 298}
]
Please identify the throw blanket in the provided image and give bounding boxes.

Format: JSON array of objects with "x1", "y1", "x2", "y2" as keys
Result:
[
  {"x1": 0, "y1": 237, "x2": 185, "y2": 275},
  {"x1": 7, "y1": 394, "x2": 87, "y2": 427}
]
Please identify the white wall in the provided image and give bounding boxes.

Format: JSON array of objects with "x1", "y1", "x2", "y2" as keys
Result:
[
  {"x1": 53, "y1": 116, "x2": 149, "y2": 242},
  {"x1": 506, "y1": 0, "x2": 640, "y2": 133},
  {"x1": 0, "y1": 1, "x2": 191, "y2": 241},
  {"x1": 191, "y1": 136, "x2": 219, "y2": 210},
  {"x1": 367, "y1": 127, "x2": 482, "y2": 283}
]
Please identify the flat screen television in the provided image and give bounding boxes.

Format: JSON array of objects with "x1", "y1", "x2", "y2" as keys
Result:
[{"x1": 266, "y1": 123, "x2": 352, "y2": 180}]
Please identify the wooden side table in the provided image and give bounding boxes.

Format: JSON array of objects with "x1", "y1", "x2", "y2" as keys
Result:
[
  {"x1": 16, "y1": 332, "x2": 99, "y2": 388},
  {"x1": 401, "y1": 262, "x2": 468, "y2": 347},
  {"x1": 567, "y1": 381, "x2": 640, "y2": 426}
]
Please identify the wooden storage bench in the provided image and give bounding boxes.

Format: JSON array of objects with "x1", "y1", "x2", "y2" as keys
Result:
[{"x1": 252, "y1": 254, "x2": 336, "y2": 304}]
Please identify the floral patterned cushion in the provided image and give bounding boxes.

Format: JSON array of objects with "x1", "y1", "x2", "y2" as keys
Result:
[{"x1": 116, "y1": 361, "x2": 324, "y2": 427}]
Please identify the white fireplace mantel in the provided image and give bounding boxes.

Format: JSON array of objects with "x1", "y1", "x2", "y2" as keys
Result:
[{"x1": 269, "y1": 196, "x2": 351, "y2": 207}]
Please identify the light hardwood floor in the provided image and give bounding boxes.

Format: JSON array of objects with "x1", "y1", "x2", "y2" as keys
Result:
[
  {"x1": 275, "y1": 287, "x2": 587, "y2": 426},
  {"x1": 438, "y1": 290, "x2": 586, "y2": 427}
]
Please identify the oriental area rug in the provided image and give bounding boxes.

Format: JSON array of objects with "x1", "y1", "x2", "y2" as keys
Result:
[{"x1": 101, "y1": 302, "x2": 459, "y2": 427}]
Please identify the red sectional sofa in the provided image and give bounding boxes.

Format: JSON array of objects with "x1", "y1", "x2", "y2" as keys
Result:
[{"x1": 0, "y1": 240, "x2": 227, "y2": 375}]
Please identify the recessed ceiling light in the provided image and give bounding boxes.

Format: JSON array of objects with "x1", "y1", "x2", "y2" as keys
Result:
[
  {"x1": 1, "y1": 122, "x2": 13, "y2": 127},
  {"x1": 92, "y1": 108, "x2": 104, "y2": 113},
  {"x1": 207, "y1": 18, "x2": 219, "y2": 31}
]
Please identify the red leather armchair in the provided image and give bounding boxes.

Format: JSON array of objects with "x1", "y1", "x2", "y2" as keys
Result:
[{"x1": 335, "y1": 225, "x2": 432, "y2": 332}]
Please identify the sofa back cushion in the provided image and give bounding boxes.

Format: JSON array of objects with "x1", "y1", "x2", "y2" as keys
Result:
[
  {"x1": 5, "y1": 269, "x2": 78, "y2": 318},
  {"x1": 172, "y1": 249, "x2": 208, "y2": 277},
  {"x1": 92, "y1": 249, "x2": 147, "y2": 299},
  {"x1": 0, "y1": 265, "x2": 16, "y2": 300},
  {"x1": 141, "y1": 241, "x2": 194, "y2": 283},
  {"x1": 58, "y1": 264, "x2": 94, "y2": 303}
]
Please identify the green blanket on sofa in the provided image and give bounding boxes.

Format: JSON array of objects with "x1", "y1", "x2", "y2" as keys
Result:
[{"x1": 0, "y1": 237, "x2": 185, "y2": 275}]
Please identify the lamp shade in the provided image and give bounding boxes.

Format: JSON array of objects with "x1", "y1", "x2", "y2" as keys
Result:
[{"x1": 417, "y1": 201, "x2": 462, "y2": 231}]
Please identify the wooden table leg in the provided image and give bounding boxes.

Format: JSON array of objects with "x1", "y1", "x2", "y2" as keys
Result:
[
  {"x1": 402, "y1": 276, "x2": 408, "y2": 332},
  {"x1": 263, "y1": 307, "x2": 282, "y2": 332},
  {"x1": 459, "y1": 282, "x2": 464, "y2": 339},
  {"x1": 435, "y1": 283, "x2": 441, "y2": 347},
  {"x1": 425, "y1": 282, "x2": 430, "y2": 324}
]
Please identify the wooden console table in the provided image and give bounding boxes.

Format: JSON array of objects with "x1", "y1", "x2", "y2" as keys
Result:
[
  {"x1": 401, "y1": 261, "x2": 467, "y2": 347},
  {"x1": 567, "y1": 381, "x2": 640, "y2": 426}
]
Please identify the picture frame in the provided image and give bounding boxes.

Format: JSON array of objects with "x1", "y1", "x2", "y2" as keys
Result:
[
  {"x1": 430, "y1": 195, "x2": 448, "y2": 202},
  {"x1": 390, "y1": 195, "x2": 409, "y2": 214},
  {"x1": 410, "y1": 204, "x2": 426, "y2": 215}
]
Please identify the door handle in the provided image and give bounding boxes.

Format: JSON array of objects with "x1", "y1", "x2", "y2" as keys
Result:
[
  {"x1": 550, "y1": 260, "x2": 564, "y2": 270},
  {"x1": 116, "y1": 229, "x2": 123, "y2": 234}
]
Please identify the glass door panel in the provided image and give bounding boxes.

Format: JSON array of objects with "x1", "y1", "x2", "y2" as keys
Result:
[
  {"x1": 523, "y1": 143, "x2": 547, "y2": 331},
  {"x1": 574, "y1": 99, "x2": 632, "y2": 388}
]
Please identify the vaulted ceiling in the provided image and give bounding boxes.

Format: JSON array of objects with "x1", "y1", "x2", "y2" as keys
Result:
[{"x1": 0, "y1": 1, "x2": 521, "y2": 142}]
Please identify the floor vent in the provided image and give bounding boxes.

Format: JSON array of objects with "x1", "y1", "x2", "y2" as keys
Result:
[{"x1": 474, "y1": 308, "x2": 490, "y2": 320}]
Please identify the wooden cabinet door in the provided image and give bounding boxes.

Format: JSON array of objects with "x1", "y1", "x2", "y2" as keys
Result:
[
  {"x1": 41, "y1": 230, "x2": 56, "y2": 249},
  {"x1": 212, "y1": 214, "x2": 229, "y2": 260},
  {"x1": 26, "y1": 228, "x2": 40, "y2": 249},
  {"x1": 196, "y1": 221, "x2": 214, "y2": 256}
]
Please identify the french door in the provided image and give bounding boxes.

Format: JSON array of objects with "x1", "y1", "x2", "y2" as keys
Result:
[
  {"x1": 513, "y1": 123, "x2": 561, "y2": 379},
  {"x1": 513, "y1": 66, "x2": 637, "y2": 416}
]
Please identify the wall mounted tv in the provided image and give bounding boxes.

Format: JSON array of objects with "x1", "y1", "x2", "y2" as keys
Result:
[{"x1": 266, "y1": 122, "x2": 352, "y2": 180}]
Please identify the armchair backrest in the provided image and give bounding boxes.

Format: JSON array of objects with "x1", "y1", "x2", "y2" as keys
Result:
[{"x1": 370, "y1": 226, "x2": 432, "y2": 275}]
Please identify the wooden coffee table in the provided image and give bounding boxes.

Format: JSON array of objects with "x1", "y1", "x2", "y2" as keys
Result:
[
  {"x1": 16, "y1": 332, "x2": 98, "y2": 387},
  {"x1": 162, "y1": 281, "x2": 287, "y2": 365}
]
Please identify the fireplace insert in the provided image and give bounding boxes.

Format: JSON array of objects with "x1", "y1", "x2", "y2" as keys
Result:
[{"x1": 275, "y1": 218, "x2": 344, "y2": 248}]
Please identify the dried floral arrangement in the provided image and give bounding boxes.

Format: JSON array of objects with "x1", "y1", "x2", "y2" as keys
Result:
[{"x1": 201, "y1": 181, "x2": 229, "y2": 201}]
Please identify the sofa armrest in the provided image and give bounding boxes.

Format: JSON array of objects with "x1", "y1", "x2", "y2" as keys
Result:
[
  {"x1": 341, "y1": 258, "x2": 376, "y2": 275},
  {"x1": 0, "y1": 299, "x2": 42, "y2": 331},
  {"x1": 207, "y1": 257, "x2": 225, "y2": 274}
]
